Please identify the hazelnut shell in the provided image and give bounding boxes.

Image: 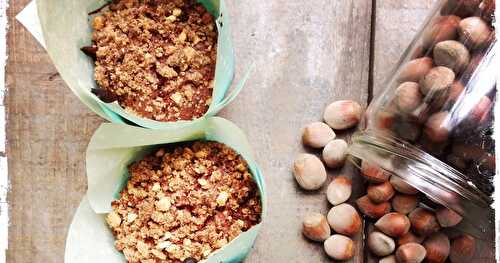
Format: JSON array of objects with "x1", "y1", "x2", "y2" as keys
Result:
[
  {"x1": 326, "y1": 176, "x2": 352, "y2": 205},
  {"x1": 323, "y1": 100, "x2": 362, "y2": 130},
  {"x1": 356, "y1": 195, "x2": 391, "y2": 219},
  {"x1": 375, "y1": 212, "x2": 411, "y2": 237},
  {"x1": 293, "y1": 154, "x2": 327, "y2": 190},
  {"x1": 327, "y1": 204, "x2": 362, "y2": 236}
]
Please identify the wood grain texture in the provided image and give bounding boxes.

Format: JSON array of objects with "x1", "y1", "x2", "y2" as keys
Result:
[
  {"x1": 6, "y1": 1, "x2": 103, "y2": 262},
  {"x1": 4, "y1": 0, "x2": 437, "y2": 262},
  {"x1": 222, "y1": 1, "x2": 372, "y2": 262}
]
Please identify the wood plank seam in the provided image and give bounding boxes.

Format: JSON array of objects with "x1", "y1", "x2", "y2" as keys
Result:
[
  {"x1": 0, "y1": 0, "x2": 8, "y2": 262},
  {"x1": 367, "y1": 0, "x2": 376, "y2": 104}
]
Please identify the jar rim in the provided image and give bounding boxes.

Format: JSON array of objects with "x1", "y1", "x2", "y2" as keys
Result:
[{"x1": 349, "y1": 131, "x2": 494, "y2": 239}]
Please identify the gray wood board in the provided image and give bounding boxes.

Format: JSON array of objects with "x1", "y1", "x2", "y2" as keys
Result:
[{"x1": 5, "y1": 0, "x2": 434, "y2": 262}]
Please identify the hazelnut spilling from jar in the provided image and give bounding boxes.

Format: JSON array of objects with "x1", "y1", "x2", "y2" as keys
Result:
[
  {"x1": 357, "y1": 162, "x2": 476, "y2": 263},
  {"x1": 295, "y1": 1, "x2": 495, "y2": 261},
  {"x1": 295, "y1": 100, "x2": 362, "y2": 260},
  {"x1": 371, "y1": 0, "x2": 496, "y2": 196}
]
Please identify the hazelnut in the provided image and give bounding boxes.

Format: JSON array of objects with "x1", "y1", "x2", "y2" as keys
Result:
[
  {"x1": 394, "y1": 82, "x2": 423, "y2": 113},
  {"x1": 446, "y1": 154, "x2": 467, "y2": 170},
  {"x1": 430, "y1": 192, "x2": 463, "y2": 213},
  {"x1": 409, "y1": 208, "x2": 441, "y2": 236},
  {"x1": 433, "y1": 40, "x2": 470, "y2": 73},
  {"x1": 429, "y1": 80, "x2": 464, "y2": 110},
  {"x1": 326, "y1": 176, "x2": 352, "y2": 205},
  {"x1": 398, "y1": 57, "x2": 433, "y2": 83},
  {"x1": 396, "y1": 243, "x2": 427, "y2": 263},
  {"x1": 92, "y1": 15, "x2": 106, "y2": 30},
  {"x1": 293, "y1": 154, "x2": 327, "y2": 190},
  {"x1": 375, "y1": 213, "x2": 411, "y2": 237},
  {"x1": 422, "y1": 16, "x2": 461, "y2": 48},
  {"x1": 478, "y1": 0, "x2": 495, "y2": 22},
  {"x1": 449, "y1": 234, "x2": 476, "y2": 263},
  {"x1": 324, "y1": 234, "x2": 355, "y2": 260},
  {"x1": 424, "y1": 111, "x2": 450, "y2": 143},
  {"x1": 302, "y1": 122, "x2": 336, "y2": 148},
  {"x1": 452, "y1": 143, "x2": 485, "y2": 161},
  {"x1": 367, "y1": 231, "x2": 396, "y2": 257},
  {"x1": 302, "y1": 212, "x2": 331, "y2": 242},
  {"x1": 356, "y1": 195, "x2": 391, "y2": 219},
  {"x1": 392, "y1": 117, "x2": 422, "y2": 142},
  {"x1": 419, "y1": 66, "x2": 455, "y2": 96},
  {"x1": 424, "y1": 232, "x2": 451, "y2": 263},
  {"x1": 461, "y1": 52, "x2": 484, "y2": 80},
  {"x1": 420, "y1": 135, "x2": 449, "y2": 157},
  {"x1": 441, "y1": 0, "x2": 481, "y2": 17},
  {"x1": 327, "y1": 203, "x2": 362, "y2": 236},
  {"x1": 458, "y1": 16, "x2": 492, "y2": 48},
  {"x1": 322, "y1": 139, "x2": 348, "y2": 168},
  {"x1": 361, "y1": 161, "x2": 391, "y2": 183},
  {"x1": 447, "y1": 80, "x2": 465, "y2": 103},
  {"x1": 468, "y1": 96, "x2": 492, "y2": 124},
  {"x1": 398, "y1": 231, "x2": 425, "y2": 246},
  {"x1": 392, "y1": 194, "x2": 419, "y2": 214},
  {"x1": 367, "y1": 181, "x2": 395, "y2": 203},
  {"x1": 390, "y1": 176, "x2": 419, "y2": 194},
  {"x1": 323, "y1": 100, "x2": 362, "y2": 130},
  {"x1": 379, "y1": 255, "x2": 397, "y2": 263},
  {"x1": 436, "y1": 207, "x2": 463, "y2": 227},
  {"x1": 375, "y1": 110, "x2": 396, "y2": 131}
]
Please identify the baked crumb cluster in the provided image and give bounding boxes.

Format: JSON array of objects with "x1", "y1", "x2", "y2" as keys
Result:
[
  {"x1": 92, "y1": 0, "x2": 217, "y2": 121},
  {"x1": 106, "y1": 141, "x2": 262, "y2": 263}
]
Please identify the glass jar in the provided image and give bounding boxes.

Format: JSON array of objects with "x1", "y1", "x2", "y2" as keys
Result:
[{"x1": 348, "y1": 0, "x2": 496, "y2": 261}]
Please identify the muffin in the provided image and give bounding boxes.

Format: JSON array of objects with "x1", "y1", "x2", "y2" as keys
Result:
[
  {"x1": 87, "y1": 0, "x2": 217, "y2": 122},
  {"x1": 106, "y1": 141, "x2": 262, "y2": 262}
]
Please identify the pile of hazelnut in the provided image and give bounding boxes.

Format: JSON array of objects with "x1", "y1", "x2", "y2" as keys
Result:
[
  {"x1": 376, "y1": 0, "x2": 496, "y2": 195},
  {"x1": 356, "y1": 161, "x2": 476, "y2": 263},
  {"x1": 294, "y1": 100, "x2": 481, "y2": 263},
  {"x1": 293, "y1": 1, "x2": 495, "y2": 262},
  {"x1": 293, "y1": 100, "x2": 363, "y2": 260}
]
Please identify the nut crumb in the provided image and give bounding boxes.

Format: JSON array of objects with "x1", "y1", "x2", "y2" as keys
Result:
[{"x1": 107, "y1": 141, "x2": 261, "y2": 262}]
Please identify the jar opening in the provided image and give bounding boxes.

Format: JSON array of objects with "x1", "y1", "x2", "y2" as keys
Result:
[{"x1": 349, "y1": 131, "x2": 494, "y2": 240}]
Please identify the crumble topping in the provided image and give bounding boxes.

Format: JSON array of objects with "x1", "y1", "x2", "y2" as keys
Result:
[
  {"x1": 91, "y1": 0, "x2": 217, "y2": 121},
  {"x1": 106, "y1": 141, "x2": 262, "y2": 262}
]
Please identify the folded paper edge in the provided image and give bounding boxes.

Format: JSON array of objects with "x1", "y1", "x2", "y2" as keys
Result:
[{"x1": 15, "y1": 1, "x2": 46, "y2": 48}]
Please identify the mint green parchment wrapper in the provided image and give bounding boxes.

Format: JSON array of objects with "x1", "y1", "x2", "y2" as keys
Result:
[
  {"x1": 37, "y1": 0, "x2": 247, "y2": 129},
  {"x1": 65, "y1": 117, "x2": 266, "y2": 262}
]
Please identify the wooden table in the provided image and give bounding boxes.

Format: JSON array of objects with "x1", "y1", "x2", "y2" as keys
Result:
[{"x1": 6, "y1": 0, "x2": 434, "y2": 262}]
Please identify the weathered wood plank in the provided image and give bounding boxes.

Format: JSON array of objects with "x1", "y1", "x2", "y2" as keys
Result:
[
  {"x1": 6, "y1": 1, "x2": 103, "y2": 262},
  {"x1": 223, "y1": 1, "x2": 372, "y2": 262}
]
